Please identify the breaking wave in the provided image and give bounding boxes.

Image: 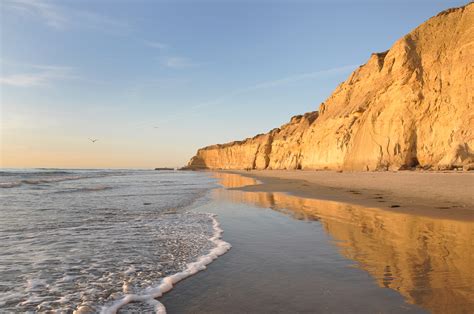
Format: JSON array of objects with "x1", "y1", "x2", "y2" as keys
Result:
[
  {"x1": 0, "y1": 176, "x2": 92, "y2": 188},
  {"x1": 101, "y1": 214, "x2": 231, "y2": 314}
]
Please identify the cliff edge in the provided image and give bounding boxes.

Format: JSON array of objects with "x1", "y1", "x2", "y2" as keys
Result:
[{"x1": 187, "y1": 3, "x2": 474, "y2": 171}]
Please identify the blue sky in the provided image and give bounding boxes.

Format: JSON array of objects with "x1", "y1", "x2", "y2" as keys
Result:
[{"x1": 0, "y1": 0, "x2": 468, "y2": 168}]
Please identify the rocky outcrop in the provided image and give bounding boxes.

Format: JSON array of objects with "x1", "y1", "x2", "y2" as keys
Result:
[
  {"x1": 187, "y1": 4, "x2": 474, "y2": 171},
  {"x1": 187, "y1": 112, "x2": 318, "y2": 170}
]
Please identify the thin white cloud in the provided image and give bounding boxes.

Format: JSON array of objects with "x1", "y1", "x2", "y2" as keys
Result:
[
  {"x1": 189, "y1": 64, "x2": 359, "y2": 110},
  {"x1": 4, "y1": 0, "x2": 67, "y2": 29},
  {"x1": 250, "y1": 64, "x2": 358, "y2": 89},
  {"x1": 134, "y1": 64, "x2": 358, "y2": 128},
  {"x1": 0, "y1": 63, "x2": 77, "y2": 87},
  {"x1": 161, "y1": 56, "x2": 201, "y2": 69},
  {"x1": 3, "y1": 0, "x2": 130, "y2": 32},
  {"x1": 1, "y1": 74, "x2": 49, "y2": 87},
  {"x1": 147, "y1": 43, "x2": 202, "y2": 70},
  {"x1": 145, "y1": 41, "x2": 168, "y2": 50},
  {"x1": 124, "y1": 77, "x2": 189, "y2": 98}
]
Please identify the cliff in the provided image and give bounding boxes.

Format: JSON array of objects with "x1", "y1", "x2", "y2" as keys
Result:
[{"x1": 187, "y1": 4, "x2": 474, "y2": 171}]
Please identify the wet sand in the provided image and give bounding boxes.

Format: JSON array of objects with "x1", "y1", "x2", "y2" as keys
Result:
[
  {"x1": 160, "y1": 172, "x2": 474, "y2": 313},
  {"x1": 230, "y1": 170, "x2": 474, "y2": 220}
]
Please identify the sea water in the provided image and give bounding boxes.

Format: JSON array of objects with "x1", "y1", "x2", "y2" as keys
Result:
[{"x1": 0, "y1": 169, "x2": 229, "y2": 313}]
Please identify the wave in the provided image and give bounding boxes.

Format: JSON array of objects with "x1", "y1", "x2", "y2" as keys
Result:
[
  {"x1": 0, "y1": 182, "x2": 23, "y2": 188},
  {"x1": 101, "y1": 214, "x2": 231, "y2": 314},
  {"x1": 0, "y1": 175, "x2": 95, "y2": 189},
  {"x1": 0, "y1": 170, "x2": 74, "y2": 177},
  {"x1": 53, "y1": 186, "x2": 112, "y2": 193}
]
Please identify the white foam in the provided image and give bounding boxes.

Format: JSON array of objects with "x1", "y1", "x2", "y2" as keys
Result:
[
  {"x1": 58, "y1": 275, "x2": 77, "y2": 283},
  {"x1": 20, "y1": 295, "x2": 49, "y2": 306},
  {"x1": 26, "y1": 278, "x2": 48, "y2": 291},
  {"x1": 100, "y1": 213, "x2": 231, "y2": 314},
  {"x1": 58, "y1": 294, "x2": 73, "y2": 303},
  {"x1": 60, "y1": 185, "x2": 112, "y2": 193},
  {"x1": 0, "y1": 182, "x2": 22, "y2": 188},
  {"x1": 0, "y1": 175, "x2": 99, "y2": 188},
  {"x1": 124, "y1": 266, "x2": 136, "y2": 275}
]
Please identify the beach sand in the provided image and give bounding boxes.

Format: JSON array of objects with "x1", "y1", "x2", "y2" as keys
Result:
[
  {"x1": 230, "y1": 170, "x2": 474, "y2": 220},
  {"x1": 160, "y1": 171, "x2": 473, "y2": 313}
]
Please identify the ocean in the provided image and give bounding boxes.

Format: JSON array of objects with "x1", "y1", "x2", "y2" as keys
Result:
[
  {"x1": 0, "y1": 169, "x2": 230, "y2": 313},
  {"x1": 1, "y1": 169, "x2": 472, "y2": 314}
]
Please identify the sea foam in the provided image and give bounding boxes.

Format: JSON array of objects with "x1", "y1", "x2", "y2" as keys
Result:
[
  {"x1": 101, "y1": 214, "x2": 231, "y2": 314},
  {"x1": 0, "y1": 176, "x2": 89, "y2": 188}
]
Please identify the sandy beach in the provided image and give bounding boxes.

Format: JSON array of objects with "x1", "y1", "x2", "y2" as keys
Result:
[
  {"x1": 160, "y1": 171, "x2": 474, "y2": 313},
  {"x1": 3, "y1": 1, "x2": 473, "y2": 313},
  {"x1": 229, "y1": 170, "x2": 474, "y2": 220}
]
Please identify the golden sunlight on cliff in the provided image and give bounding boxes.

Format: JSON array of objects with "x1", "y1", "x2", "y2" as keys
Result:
[{"x1": 188, "y1": 4, "x2": 474, "y2": 171}]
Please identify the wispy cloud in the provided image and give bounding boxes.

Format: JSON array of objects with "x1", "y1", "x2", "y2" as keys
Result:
[
  {"x1": 161, "y1": 56, "x2": 201, "y2": 69},
  {"x1": 146, "y1": 42, "x2": 201, "y2": 69},
  {"x1": 134, "y1": 64, "x2": 358, "y2": 128},
  {"x1": 3, "y1": 0, "x2": 130, "y2": 32},
  {"x1": 249, "y1": 64, "x2": 358, "y2": 90},
  {"x1": 0, "y1": 63, "x2": 77, "y2": 87},
  {"x1": 4, "y1": 0, "x2": 66, "y2": 29},
  {"x1": 189, "y1": 64, "x2": 359, "y2": 110},
  {"x1": 123, "y1": 77, "x2": 189, "y2": 101},
  {"x1": 145, "y1": 41, "x2": 168, "y2": 50}
]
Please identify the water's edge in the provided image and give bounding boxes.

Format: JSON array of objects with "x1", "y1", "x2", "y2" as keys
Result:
[{"x1": 101, "y1": 214, "x2": 231, "y2": 314}]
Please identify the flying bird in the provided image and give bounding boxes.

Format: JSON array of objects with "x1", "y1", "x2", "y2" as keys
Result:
[{"x1": 88, "y1": 138, "x2": 99, "y2": 143}]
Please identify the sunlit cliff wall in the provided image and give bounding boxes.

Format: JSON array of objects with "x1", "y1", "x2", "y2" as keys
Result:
[{"x1": 188, "y1": 4, "x2": 474, "y2": 171}]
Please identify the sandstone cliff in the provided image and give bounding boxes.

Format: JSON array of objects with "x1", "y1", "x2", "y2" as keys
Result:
[{"x1": 188, "y1": 4, "x2": 474, "y2": 171}]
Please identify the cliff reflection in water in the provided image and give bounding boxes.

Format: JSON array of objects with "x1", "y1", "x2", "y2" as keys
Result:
[{"x1": 212, "y1": 172, "x2": 474, "y2": 314}]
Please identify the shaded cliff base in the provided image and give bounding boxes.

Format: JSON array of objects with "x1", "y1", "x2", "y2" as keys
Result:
[{"x1": 225, "y1": 170, "x2": 474, "y2": 220}]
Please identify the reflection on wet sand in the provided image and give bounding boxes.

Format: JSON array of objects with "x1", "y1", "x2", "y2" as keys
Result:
[{"x1": 213, "y1": 172, "x2": 474, "y2": 314}]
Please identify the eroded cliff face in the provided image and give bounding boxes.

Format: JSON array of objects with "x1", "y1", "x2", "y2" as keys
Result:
[{"x1": 188, "y1": 4, "x2": 474, "y2": 171}]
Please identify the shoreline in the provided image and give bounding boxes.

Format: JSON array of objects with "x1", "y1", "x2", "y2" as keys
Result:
[
  {"x1": 161, "y1": 171, "x2": 474, "y2": 313},
  {"x1": 103, "y1": 214, "x2": 231, "y2": 314},
  {"x1": 224, "y1": 170, "x2": 474, "y2": 221},
  {"x1": 160, "y1": 173, "x2": 428, "y2": 313}
]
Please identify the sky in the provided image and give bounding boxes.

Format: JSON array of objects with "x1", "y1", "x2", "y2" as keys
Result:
[{"x1": 0, "y1": 0, "x2": 468, "y2": 168}]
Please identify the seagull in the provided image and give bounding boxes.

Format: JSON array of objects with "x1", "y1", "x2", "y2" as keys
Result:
[{"x1": 88, "y1": 138, "x2": 99, "y2": 143}]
